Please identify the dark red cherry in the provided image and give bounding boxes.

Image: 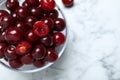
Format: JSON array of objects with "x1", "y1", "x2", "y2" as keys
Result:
[
  {"x1": 16, "y1": 7, "x2": 28, "y2": 21},
  {"x1": 0, "y1": 43, "x2": 7, "y2": 58},
  {"x1": 25, "y1": 16, "x2": 37, "y2": 29},
  {"x1": 41, "y1": 17, "x2": 54, "y2": 31},
  {"x1": 5, "y1": 27, "x2": 23, "y2": 44},
  {"x1": 25, "y1": 30, "x2": 39, "y2": 44},
  {"x1": 40, "y1": 0, "x2": 56, "y2": 11},
  {"x1": 9, "y1": 59, "x2": 23, "y2": 68},
  {"x1": 16, "y1": 41, "x2": 32, "y2": 55},
  {"x1": 33, "y1": 59, "x2": 45, "y2": 68},
  {"x1": 62, "y1": 0, "x2": 74, "y2": 7},
  {"x1": 47, "y1": 9, "x2": 58, "y2": 19},
  {"x1": 16, "y1": 22, "x2": 27, "y2": 32},
  {"x1": 0, "y1": 10, "x2": 9, "y2": 18},
  {"x1": 32, "y1": 44, "x2": 46, "y2": 59},
  {"x1": 45, "y1": 48, "x2": 58, "y2": 62},
  {"x1": 6, "y1": 0, "x2": 19, "y2": 12},
  {"x1": 0, "y1": 15, "x2": 14, "y2": 31},
  {"x1": 33, "y1": 21, "x2": 49, "y2": 37},
  {"x1": 25, "y1": 0, "x2": 39, "y2": 7},
  {"x1": 22, "y1": 1, "x2": 29, "y2": 8},
  {"x1": 30, "y1": 7, "x2": 43, "y2": 19},
  {"x1": 39, "y1": 35, "x2": 52, "y2": 47},
  {"x1": 52, "y1": 32, "x2": 65, "y2": 46},
  {"x1": 0, "y1": 32, "x2": 6, "y2": 42},
  {"x1": 4, "y1": 45, "x2": 17, "y2": 60},
  {"x1": 21, "y1": 53, "x2": 33, "y2": 64},
  {"x1": 11, "y1": 11, "x2": 17, "y2": 21},
  {"x1": 54, "y1": 18, "x2": 66, "y2": 31}
]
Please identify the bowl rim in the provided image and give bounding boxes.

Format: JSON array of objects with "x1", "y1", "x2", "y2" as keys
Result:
[{"x1": 0, "y1": 1, "x2": 69, "y2": 73}]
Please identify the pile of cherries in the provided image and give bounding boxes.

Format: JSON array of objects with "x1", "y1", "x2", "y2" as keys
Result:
[{"x1": 0, "y1": 0, "x2": 70, "y2": 69}]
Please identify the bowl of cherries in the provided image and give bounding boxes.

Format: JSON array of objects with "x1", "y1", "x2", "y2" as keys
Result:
[{"x1": 0, "y1": 0, "x2": 67, "y2": 73}]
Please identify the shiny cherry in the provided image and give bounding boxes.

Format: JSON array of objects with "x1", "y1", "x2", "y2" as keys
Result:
[
  {"x1": 25, "y1": 16, "x2": 37, "y2": 29},
  {"x1": 4, "y1": 45, "x2": 17, "y2": 60},
  {"x1": 16, "y1": 22, "x2": 27, "y2": 32},
  {"x1": 25, "y1": 30, "x2": 39, "y2": 44},
  {"x1": 54, "y1": 18, "x2": 66, "y2": 31},
  {"x1": 25, "y1": 0, "x2": 39, "y2": 7},
  {"x1": 32, "y1": 44, "x2": 46, "y2": 59},
  {"x1": 47, "y1": 9, "x2": 58, "y2": 19},
  {"x1": 52, "y1": 32, "x2": 65, "y2": 46},
  {"x1": 16, "y1": 41, "x2": 32, "y2": 55},
  {"x1": 0, "y1": 32, "x2": 6, "y2": 42},
  {"x1": 6, "y1": 0, "x2": 19, "y2": 12},
  {"x1": 45, "y1": 48, "x2": 58, "y2": 62},
  {"x1": 5, "y1": 27, "x2": 23, "y2": 44},
  {"x1": 40, "y1": 0, "x2": 56, "y2": 11}
]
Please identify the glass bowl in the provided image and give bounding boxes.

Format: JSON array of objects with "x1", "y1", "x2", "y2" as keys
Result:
[{"x1": 0, "y1": 0, "x2": 68, "y2": 73}]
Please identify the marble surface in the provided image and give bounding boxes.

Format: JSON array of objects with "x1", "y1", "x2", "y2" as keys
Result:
[{"x1": 1, "y1": 0, "x2": 120, "y2": 80}]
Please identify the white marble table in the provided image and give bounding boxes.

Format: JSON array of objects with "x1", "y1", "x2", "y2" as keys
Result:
[{"x1": 1, "y1": 0, "x2": 120, "y2": 80}]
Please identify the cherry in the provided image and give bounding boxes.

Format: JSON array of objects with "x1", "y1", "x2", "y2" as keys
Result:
[
  {"x1": 25, "y1": 30, "x2": 39, "y2": 44},
  {"x1": 21, "y1": 53, "x2": 33, "y2": 64},
  {"x1": 45, "y1": 48, "x2": 58, "y2": 62},
  {"x1": 0, "y1": 15, "x2": 14, "y2": 31},
  {"x1": 40, "y1": 0, "x2": 56, "y2": 11},
  {"x1": 62, "y1": 0, "x2": 74, "y2": 7},
  {"x1": 47, "y1": 9, "x2": 58, "y2": 19},
  {"x1": 5, "y1": 27, "x2": 23, "y2": 44},
  {"x1": 30, "y1": 7, "x2": 43, "y2": 19},
  {"x1": 41, "y1": 17, "x2": 54, "y2": 31},
  {"x1": 22, "y1": 1, "x2": 29, "y2": 8},
  {"x1": 54, "y1": 18, "x2": 66, "y2": 31},
  {"x1": 6, "y1": 0, "x2": 19, "y2": 12},
  {"x1": 11, "y1": 11, "x2": 17, "y2": 21},
  {"x1": 52, "y1": 32, "x2": 65, "y2": 46},
  {"x1": 39, "y1": 35, "x2": 52, "y2": 47},
  {"x1": 33, "y1": 59, "x2": 45, "y2": 68},
  {"x1": 4, "y1": 45, "x2": 17, "y2": 60},
  {"x1": 33, "y1": 21, "x2": 49, "y2": 37},
  {"x1": 16, "y1": 41, "x2": 32, "y2": 55},
  {"x1": 9, "y1": 59, "x2": 23, "y2": 68},
  {"x1": 25, "y1": 16, "x2": 37, "y2": 29},
  {"x1": 0, "y1": 10, "x2": 9, "y2": 18},
  {"x1": 32, "y1": 44, "x2": 46, "y2": 59},
  {"x1": 0, "y1": 32, "x2": 6, "y2": 42},
  {"x1": 25, "y1": 0, "x2": 39, "y2": 7},
  {"x1": 16, "y1": 7, "x2": 28, "y2": 21},
  {"x1": 16, "y1": 22, "x2": 27, "y2": 32},
  {"x1": 0, "y1": 43, "x2": 7, "y2": 58}
]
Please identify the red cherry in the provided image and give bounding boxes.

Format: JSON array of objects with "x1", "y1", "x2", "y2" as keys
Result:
[
  {"x1": 40, "y1": 0, "x2": 56, "y2": 11},
  {"x1": 45, "y1": 48, "x2": 58, "y2": 62},
  {"x1": 41, "y1": 17, "x2": 54, "y2": 31},
  {"x1": 21, "y1": 53, "x2": 33, "y2": 64},
  {"x1": 25, "y1": 0, "x2": 39, "y2": 7},
  {"x1": 47, "y1": 9, "x2": 58, "y2": 19},
  {"x1": 5, "y1": 27, "x2": 23, "y2": 44},
  {"x1": 33, "y1": 59, "x2": 45, "y2": 68},
  {"x1": 0, "y1": 32, "x2": 6, "y2": 42},
  {"x1": 54, "y1": 18, "x2": 66, "y2": 31},
  {"x1": 6, "y1": 0, "x2": 19, "y2": 12},
  {"x1": 9, "y1": 59, "x2": 23, "y2": 68},
  {"x1": 4, "y1": 45, "x2": 17, "y2": 60},
  {"x1": 32, "y1": 44, "x2": 46, "y2": 59},
  {"x1": 52, "y1": 32, "x2": 65, "y2": 46},
  {"x1": 62, "y1": 0, "x2": 74, "y2": 7},
  {"x1": 0, "y1": 10, "x2": 9, "y2": 18},
  {"x1": 25, "y1": 30, "x2": 39, "y2": 44},
  {"x1": 33, "y1": 21, "x2": 49, "y2": 37},
  {"x1": 16, "y1": 41, "x2": 32, "y2": 55},
  {"x1": 0, "y1": 43, "x2": 7, "y2": 58}
]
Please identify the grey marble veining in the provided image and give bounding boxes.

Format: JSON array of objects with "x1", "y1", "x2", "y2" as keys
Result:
[{"x1": 1, "y1": 0, "x2": 120, "y2": 80}]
